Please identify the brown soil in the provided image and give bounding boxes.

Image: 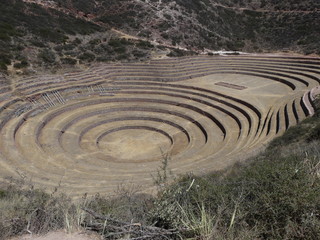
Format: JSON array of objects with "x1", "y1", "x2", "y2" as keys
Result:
[{"x1": 9, "y1": 231, "x2": 102, "y2": 240}]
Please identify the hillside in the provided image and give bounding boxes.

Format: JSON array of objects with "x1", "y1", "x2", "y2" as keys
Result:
[
  {"x1": 31, "y1": 0, "x2": 320, "y2": 53},
  {"x1": 0, "y1": 1, "x2": 320, "y2": 239},
  {"x1": 0, "y1": 0, "x2": 185, "y2": 75},
  {"x1": 1, "y1": 0, "x2": 320, "y2": 75}
]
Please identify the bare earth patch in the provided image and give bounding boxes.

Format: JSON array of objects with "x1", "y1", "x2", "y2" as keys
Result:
[{"x1": 9, "y1": 231, "x2": 102, "y2": 240}]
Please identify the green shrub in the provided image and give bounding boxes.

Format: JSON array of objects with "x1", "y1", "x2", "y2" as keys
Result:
[
  {"x1": 0, "y1": 23, "x2": 17, "y2": 41},
  {"x1": 157, "y1": 21, "x2": 172, "y2": 31},
  {"x1": 115, "y1": 53, "x2": 130, "y2": 60},
  {"x1": 30, "y1": 39, "x2": 47, "y2": 48},
  {"x1": 268, "y1": 124, "x2": 309, "y2": 149},
  {"x1": 72, "y1": 38, "x2": 82, "y2": 45},
  {"x1": 0, "y1": 62, "x2": 8, "y2": 71},
  {"x1": 13, "y1": 60, "x2": 28, "y2": 69},
  {"x1": 138, "y1": 30, "x2": 152, "y2": 38},
  {"x1": 0, "y1": 53, "x2": 12, "y2": 65},
  {"x1": 167, "y1": 49, "x2": 187, "y2": 57},
  {"x1": 38, "y1": 49, "x2": 56, "y2": 64},
  {"x1": 61, "y1": 57, "x2": 77, "y2": 65},
  {"x1": 96, "y1": 56, "x2": 113, "y2": 62},
  {"x1": 0, "y1": 189, "x2": 6, "y2": 198},
  {"x1": 114, "y1": 46, "x2": 126, "y2": 54},
  {"x1": 88, "y1": 39, "x2": 101, "y2": 45},
  {"x1": 136, "y1": 40, "x2": 154, "y2": 49},
  {"x1": 307, "y1": 123, "x2": 320, "y2": 142},
  {"x1": 108, "y1": 38, "x2": 123, "y2": 48},
  {"x1": 161, "y1": 32, "x2": 169, "y2": 39},
  {"x1": 132, "y1": 50, "x2": 147, "y2": 58},
  {"x1": 63, "y1": 43, "x2": 77, "y2": 51},
  {"x1": 0, "y1": 33, "x2": 10, "y2": 41},
  {"x1": 120, "y1": 38, "x2": 134, "y2": 45},
  {"x1": 79, "y1": 51, "x2": 95, "y2": 62},
  {"x1": 38, "y1": 28, "x2": 68, "y2": 44}
]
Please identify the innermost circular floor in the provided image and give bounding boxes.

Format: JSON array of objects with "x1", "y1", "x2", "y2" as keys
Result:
[{"x1": 97, "y1": 128, "x2": 173, "y2": 162}]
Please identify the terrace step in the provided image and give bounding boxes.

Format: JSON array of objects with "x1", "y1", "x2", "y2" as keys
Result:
[{"x1": 0, "y1": 55, "x2": 319, "y2": 197}]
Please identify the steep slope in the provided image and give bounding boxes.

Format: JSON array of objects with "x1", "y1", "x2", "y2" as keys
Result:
[
  {"x1": 0, "y1": 0, "x2": 102, "y2": 71},
  {"x1": 0, "y1": 0, "x2": 176, "y2": 75},
  {"x1": 1, "y1": 0, "x2": 319, "y2": 75},
  {"x1": 49, "y1": 0, "x2": 320, "y2": 53}
]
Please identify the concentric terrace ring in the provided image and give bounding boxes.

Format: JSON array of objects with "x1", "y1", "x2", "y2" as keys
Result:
[{"x1": 0, "y1": 55, "x2": 319, "y2": 197}]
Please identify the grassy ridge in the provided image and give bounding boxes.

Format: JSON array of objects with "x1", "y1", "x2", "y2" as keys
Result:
[{"x1": 152, "y1": 142, "x2": 320, "y2": 239}]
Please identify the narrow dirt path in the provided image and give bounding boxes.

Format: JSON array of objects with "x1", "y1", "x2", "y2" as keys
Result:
[
  {"x1": 211, "y1": 2, "x2": 320, "y2": 13},
  {"x1": 9, "y1": 231, "x2": 101, "y2": 240},
  {"x1": 21, "y1": 0, "x2": 189, "y2": 52}
]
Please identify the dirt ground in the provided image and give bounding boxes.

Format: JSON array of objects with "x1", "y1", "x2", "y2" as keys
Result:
[
  {"x1": 9, "y1": 231, "x2": 102, "y2": 240},
  {"x1": 1, "y1": 55, "x2": 318, "y2": 198}
]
